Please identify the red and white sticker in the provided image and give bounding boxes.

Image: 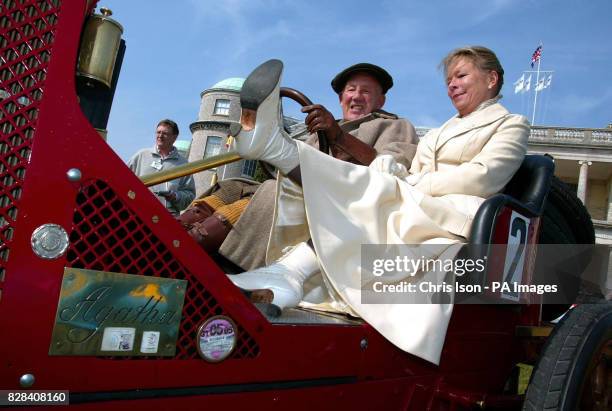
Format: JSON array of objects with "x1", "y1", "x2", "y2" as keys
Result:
[{"x1": 196, "y1": 316, "x2": 237, "y2": 362}]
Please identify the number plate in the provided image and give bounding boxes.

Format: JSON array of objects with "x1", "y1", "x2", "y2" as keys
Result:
[
  {"x1": 49, "y1": 268, "x2": 187, "y2": 356},
  {"x1": 501, "y1": 211, "x2": 531, "y2": 301}
]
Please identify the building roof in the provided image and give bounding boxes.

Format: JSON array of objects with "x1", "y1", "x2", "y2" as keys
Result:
[
  {"x1": 206, "y1": 77, "x2": 245, "y2": 93},
  {"x1": 174, "y1": 140, "x2": 191, "y2": 151}
]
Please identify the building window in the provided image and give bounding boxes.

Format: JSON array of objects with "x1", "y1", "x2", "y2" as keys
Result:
[
  {"x1": 213, "y1": 99, "x2": 230, "y2": 116},
  {"x1": 204, "y1": 136, "x2": 222, "y2": 158},
  {"x1": 241, "y1": 159, "x2": 257, "y2": 178}
]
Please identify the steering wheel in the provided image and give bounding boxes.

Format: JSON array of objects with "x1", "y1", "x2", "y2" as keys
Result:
[
  {"x1": 280, "y1": 87, "x2": 329, "y2": 154},
  {"x1": 258, "y1": 87, "x2": 330, "y2": 180}
]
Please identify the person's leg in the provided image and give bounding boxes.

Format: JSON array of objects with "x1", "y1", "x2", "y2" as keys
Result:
[
  {"x1": 176, "y1": 201, "x2": 215, "y2": 229},
  {"x1": 229, "y1": 241, "x2": 319, "y2": 311},
  {"x1": 232, "y1": 59, "x2": 301, "y2": 180},
  {"x1": 177, "y1": 180, "x2": 247, "y2": 228},
  {"x1": 229, "y1": 60, "x2": 326, "y2": 311},
  {"x1": 219, "y1": 180, "x2": 281, "y2": 271},
  {"x1": 188, "y1": 198, "x2": 250, "y2": 253}
]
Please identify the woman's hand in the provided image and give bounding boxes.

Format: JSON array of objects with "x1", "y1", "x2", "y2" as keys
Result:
[{"x1": 369, "y1": 154, "x2": 408, "y2": 178}]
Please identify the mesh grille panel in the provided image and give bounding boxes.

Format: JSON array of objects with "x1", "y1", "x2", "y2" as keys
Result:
[
  {"x1": 66, "y1": 180, "x2": 260, "y2": 359},
  {"x1": 0, "y1": 0, "x2": 60, "y2": 284}
]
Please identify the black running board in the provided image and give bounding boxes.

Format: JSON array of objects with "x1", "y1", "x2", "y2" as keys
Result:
[{"x1": 69, "y1": 376, "x2": 358, "y2": 404}]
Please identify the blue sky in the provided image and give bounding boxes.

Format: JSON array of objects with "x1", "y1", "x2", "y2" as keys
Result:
[{"x1": 100, "y1": 0, "x2": 612, "y2": 161}]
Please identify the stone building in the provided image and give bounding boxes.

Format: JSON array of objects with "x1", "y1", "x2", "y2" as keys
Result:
[
  {"x1": 188, "y1": 77, "x2": 258, "y2": 197},
  {"x1": 527, "y1": 125, "x2": 612, "y2": 247},
  {"x1": 174, "y1": 139, "x2": 191, "y2": 159},
  {"x1": 189, "y1": 77, "x2": 304, "y2": 197}
]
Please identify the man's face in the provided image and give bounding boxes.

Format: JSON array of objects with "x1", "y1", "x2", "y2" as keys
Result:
[
  {"x1": 155, "y1": 124, "x2": 177, "y2": 153},
  {"x1": 339, "y1": 72, "x2": 386, "y2": 121}
]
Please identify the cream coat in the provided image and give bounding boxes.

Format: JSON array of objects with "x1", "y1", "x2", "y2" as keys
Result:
[
  {"x1": 268, "y1": 102, "x2": 529, "y2": 364},
  {"x1": 220, "y1": 113, "x2": 418, "y2": 270}
]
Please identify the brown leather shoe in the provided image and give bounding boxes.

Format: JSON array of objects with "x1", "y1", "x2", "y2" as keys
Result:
[
  {"x1": 238, "y1": 287, "x2": 274, "y2": 304},
  {"x1": 176, "y1": 202, "x2": 215, "y2": 230},
  {"x1": 188, "y1": 213, "x2": 232, "y2": 253}
]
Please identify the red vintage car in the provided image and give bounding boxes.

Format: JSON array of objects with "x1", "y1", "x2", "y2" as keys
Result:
[{"x1": 0, "y1": 1, "x2": 609, "y2": 409}]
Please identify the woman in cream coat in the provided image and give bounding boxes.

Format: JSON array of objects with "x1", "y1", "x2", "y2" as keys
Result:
[{"x1": 229, "y1": 46, "x2": 530, "y2": 365}]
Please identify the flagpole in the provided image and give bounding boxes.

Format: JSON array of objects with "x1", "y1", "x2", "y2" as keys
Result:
[{"x1": 531, "y1": 44, "x2": 542, "y2": 125}]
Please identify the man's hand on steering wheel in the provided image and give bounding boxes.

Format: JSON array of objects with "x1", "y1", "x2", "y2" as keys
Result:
[{"x1": 301, "y1": 104, "x2": 343, "y2": 144}]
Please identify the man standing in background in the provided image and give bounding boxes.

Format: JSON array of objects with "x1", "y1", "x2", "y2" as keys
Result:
[{"x1": 128, "y1": 119, "x2": 195, "y2": 216}]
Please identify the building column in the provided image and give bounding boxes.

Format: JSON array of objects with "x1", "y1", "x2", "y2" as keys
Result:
[
  {"x1": 577, "y1": 160, "x2": 592, "y2": 203},
  {"x1": 607, "y1": 176, "x2": 612, "y2": 222}
]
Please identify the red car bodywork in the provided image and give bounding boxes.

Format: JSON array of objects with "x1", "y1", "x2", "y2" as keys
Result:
[{"x1": 0, "y1": 1, "x2": 543, "y2": 409}]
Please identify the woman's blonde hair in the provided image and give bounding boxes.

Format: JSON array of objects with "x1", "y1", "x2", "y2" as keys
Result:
[{"x1": 440, "y1": 46, "x2": 505, "y2": 95}]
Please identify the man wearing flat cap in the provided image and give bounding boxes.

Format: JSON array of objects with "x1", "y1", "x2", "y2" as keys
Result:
[
  {"x1": 184, "y1": 63, "x2": 418, "y2": 271},
  {"x1": 300, "y1": 62, "x2": 416, "y2": 167}
]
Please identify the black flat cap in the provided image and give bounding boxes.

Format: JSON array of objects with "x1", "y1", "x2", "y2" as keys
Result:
[{"x1": 331, "y1": 63, "x2": 393, "y2": 94}]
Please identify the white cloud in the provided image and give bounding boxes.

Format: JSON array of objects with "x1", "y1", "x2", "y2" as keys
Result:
[
  {"x1": 186, "y1": 0, "x2": 297, "y2": 60},
  {"x1": 230, "y1": 20, "x2": 294, "y2": 59},
  {"x1": 470, "y1": 0, "x2": 516, "y2": 24}
]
